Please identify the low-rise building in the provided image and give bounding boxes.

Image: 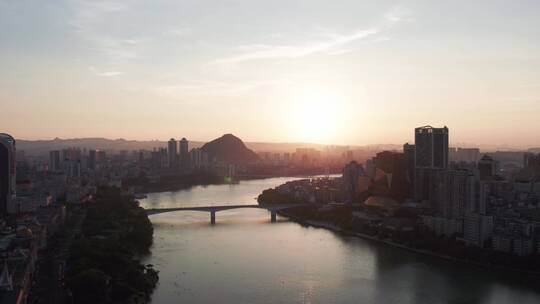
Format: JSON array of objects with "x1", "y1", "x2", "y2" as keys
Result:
[
  {"x1": 421, "y1": 215, "x2": 463, "y2": 237},
  {"x1": 463, "y1": 213, "x2": 493, "y2": 247}
]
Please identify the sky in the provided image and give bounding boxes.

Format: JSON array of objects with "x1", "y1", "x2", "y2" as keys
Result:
[{"x1": 1, "y1": 0, "x2": 540, "y2": 148}]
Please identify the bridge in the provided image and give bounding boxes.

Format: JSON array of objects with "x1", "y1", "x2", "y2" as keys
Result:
[{"x1": 144, "y1": 203, "x2": 310, "y2": 224}]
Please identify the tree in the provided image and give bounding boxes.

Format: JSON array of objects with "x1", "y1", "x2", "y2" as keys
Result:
[{"x1": 69, "y1": 269, "x2": 110, "y2": 304}]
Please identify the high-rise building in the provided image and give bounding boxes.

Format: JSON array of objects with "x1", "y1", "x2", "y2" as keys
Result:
[
  {"x1": 415, "y1": 126, "x2": 449, "y2": 169},
  {"x1": 448, "y1": 147, "x2": 457, "y2": 163},
  {"x1": 168, "y1": 138, "x2": 178, "y2": 168},
  {"x1": 295, "y1": 148, "x2": 321, "y2": 166},
  {"x1": 49, "y1": 150, "x2": 61, "y2": 172},
  {"x1": 414, "y1": 126, "x2": 449, "y2": 201},
  {"x1": 455, "y1": 148, "x2": 480, "y2": 164},
  {"x1": 478, "y1": 154, "x2": 497, "y2": 180},
  {"x1": 190, "y1": 148, "x2": 209, "y2": 169},
  {"x1": 96, "y1": 150, "x2": 106, "y2": 164},
  {"x1": 62, "y1": 148, "x2": 82, "y2": 163},
  {"x1": 88, "y1": 149, "x2": 97, "y2": 170},
  {"x1": 463, "y1": 213, "x2": 494, "y2": 247},
  {"x1": 179, "y1": 138, "x2": 189, "y2": 169},
  {"x1": 56, "y1": 148, "x2": 83, "y2": 178},
  {"x1": 283, "y1": 152, "x2": 291, "y2": 164},
  {"x1": 433, "y1": 169, "x2": 478, "y2": 219},
  {"x1": 159, "y1": 148, "x2": 168, "y2": 168},
  {"x1": 364, "y1": 159, "x2": 375, "y2": 178},
  {"x1": 373, "y1": 151, "x2": 411, "y2": 201},
  {"x1": 478, "y1": 182, "x2": 490, "y2": 215},
  {"x1": 137, "y1": 150, "x2": 145, "y2": 166},
  {"x1": 0, "y1": 134, "x2": 16, "y2": 216},
  {"x1": 342, "y1": 161, "x2": 365, "y2": 202},
  {"x1": 403, "y1": 143, "x2": 416, "y2": 195},
  {"x1": 151, "y1": 149, "x2": 161, "y2": 168},
  {"x1": 523, "y1": 152, "x2": 540, "y2": 170}
]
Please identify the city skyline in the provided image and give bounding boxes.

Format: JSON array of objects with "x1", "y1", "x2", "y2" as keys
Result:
[
  {"x1": 2, "y1": 1, "x2": 540, "y2": 147},
  {"x1": 10, "y1": 131, "x2": 540, "y2": 152}
]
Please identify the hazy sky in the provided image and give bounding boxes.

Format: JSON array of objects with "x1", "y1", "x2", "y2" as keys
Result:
[{"x1": 1, "y1": 0, "x2": 540, "y2": 148}]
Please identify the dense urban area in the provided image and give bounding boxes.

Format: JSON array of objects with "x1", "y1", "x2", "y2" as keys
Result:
[
  {"x1": 1, "y1": 127, "x2": 540, "y2": 303},
  {"x1": 259, "y1": 126, "x2": 540, "y2": 273}
]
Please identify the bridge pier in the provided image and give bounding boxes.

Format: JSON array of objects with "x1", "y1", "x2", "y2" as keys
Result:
[
  {"x1": 271, "y1": 210, "x2": 277, "y2": 223},
  {"x1": 210, "y1": 211, "x2": 216, "y2": 224}
]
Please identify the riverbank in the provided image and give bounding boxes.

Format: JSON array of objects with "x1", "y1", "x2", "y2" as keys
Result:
[
  {"x1": 132, "y1": 174, "x2": 226, "y2": 194},
  {"x1": 135, "y1": 173, "x2": 334, "y2": 195},
  {"x1": 278, "y1": 210, "x2": 540, "y2": 277},
  {"x1": 66, "y1": 187, "x2": 159, "y2": 304}
]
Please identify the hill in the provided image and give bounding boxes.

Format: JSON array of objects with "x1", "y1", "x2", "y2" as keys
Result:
[{"x1": 201, "y1": 134, "x2": 260, "y2": 164}]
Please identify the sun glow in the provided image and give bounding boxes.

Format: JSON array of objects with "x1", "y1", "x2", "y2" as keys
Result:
[{"x1": 288, "y1": 88, "x2": 346, "y2": 143}]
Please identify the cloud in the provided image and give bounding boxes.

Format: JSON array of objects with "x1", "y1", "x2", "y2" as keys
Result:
[
  {"x1": 383, "y1": 6, "x2": 412, "y2": 26},
  {"x1": 89, "y1": 66, "x2": 124, "y2": 77},
  {"x1": 68, "y1": 0, "x2": 141, "y2": 62},
  {"x1": 122, "y1": 38, "x2": 147, "y2": 45},
  {"x1": 214, "y1": 28, "x2": 379, "y2": 65},
  {"x1": 163, "y1": 28, "x2": 193, "y2": 38},
  {"x1": 69, "y1": 0, "x2": 127, "y2": 33},
  {"x1": 211, "y1": 5, "x2": 412, "y2": 66}
]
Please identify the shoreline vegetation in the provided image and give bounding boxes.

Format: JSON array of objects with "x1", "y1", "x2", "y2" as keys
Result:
[
  {"x1": 130, "y1": 174, "x2": 227, "y2": 194},
  {"x1": 67, "y1": 187, "x2": 158, "y2": 304},
  {"x1": 258, "y1": 188, "x2": 540, "y2": 278}
]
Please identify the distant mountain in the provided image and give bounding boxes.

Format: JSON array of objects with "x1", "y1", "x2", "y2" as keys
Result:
[
  {"x1": 15, "y1": 136, "x2": 391, "y2": 157},
  {"x1": 15, "y1": 137, "x2": 354, "y2": 155},
  {"x1": 201, "y1": 134, "x2": 260, "y2": 164}
]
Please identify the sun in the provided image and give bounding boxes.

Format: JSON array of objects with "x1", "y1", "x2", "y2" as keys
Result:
[{"x1": 288, "y1": 88, "x2": 345, "y2": 143}]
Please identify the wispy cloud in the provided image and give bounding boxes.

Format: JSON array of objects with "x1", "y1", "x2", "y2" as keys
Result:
[
  {"x1": 122, "y1": 38, "x2": 148, "y2": 45},
  {"x1": 68, "y1": 0, "x2": 142, "y2": 62},
  {"x1": 162, "y1": 28, "x2": 193, "y2": 38},
  {"x1": 69, "y1": 0, "x2": 127, "y2": 34},
  {"x1": 212, "y1": 6, "x2": 411, "y2": 66},
  {"x1": 215, "y1": 29, "x2": 379, "y2": 65},
  {"x1": 89, "y1": 66, "x2": 124, "y2": 77},
  {"x1": 383, "y1": 6, "x2": 413, "y2": 26}
]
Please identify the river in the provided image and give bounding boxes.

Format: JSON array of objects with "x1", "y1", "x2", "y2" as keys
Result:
[{"x1": 139, "y1": 177, "x2": 540, "y2": 304}]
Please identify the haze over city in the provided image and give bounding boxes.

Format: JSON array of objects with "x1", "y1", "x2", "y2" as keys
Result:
[{"x1": 2, "y1": 0, "x2": 540, "y2": 148}]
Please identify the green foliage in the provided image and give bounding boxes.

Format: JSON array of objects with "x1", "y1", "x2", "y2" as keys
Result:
[
  {"x1": 258, "y1": 188, "x2": 304, "y2": 204},
  {"x1": 70, "y1": 269, "x2": 110, "y2": 304},
  {"x1": 67, "y1": 186, "x2": 158, "y2": 304}
]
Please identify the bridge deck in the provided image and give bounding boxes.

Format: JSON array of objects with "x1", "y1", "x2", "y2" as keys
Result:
[{"x1": 144, "y1": 203, "x2": 310, "y2": 215}]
